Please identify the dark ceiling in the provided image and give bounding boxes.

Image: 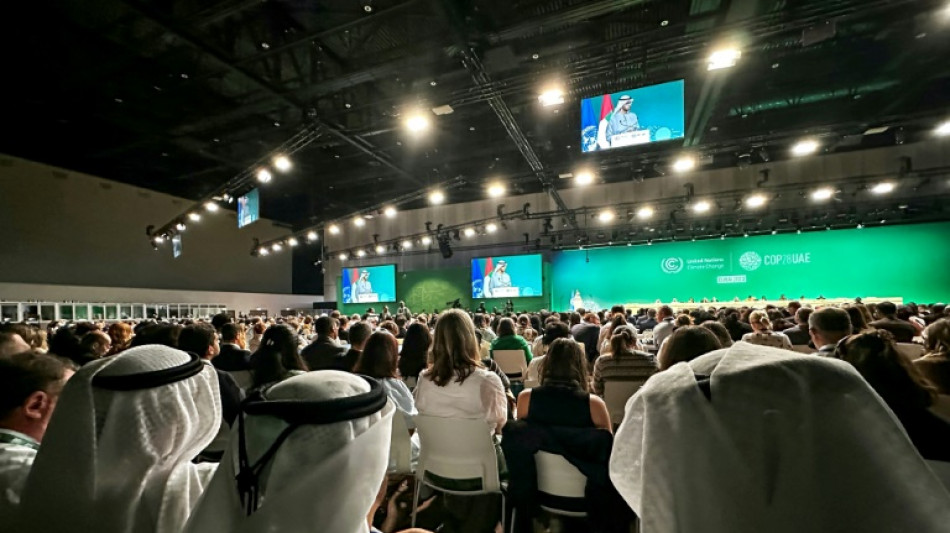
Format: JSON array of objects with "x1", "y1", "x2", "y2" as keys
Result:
[{"x1": 2, "y1": 0, "x2": 949, "y2": 229}]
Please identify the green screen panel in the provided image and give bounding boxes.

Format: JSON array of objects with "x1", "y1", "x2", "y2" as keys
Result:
[{"x1": 551, "y1": 222, "x2": 950, "y2": 310}]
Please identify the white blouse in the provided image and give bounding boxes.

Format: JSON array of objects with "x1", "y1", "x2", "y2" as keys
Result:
[{"x1": 413, "y1": 367, "x2": 507, "y2": 432}]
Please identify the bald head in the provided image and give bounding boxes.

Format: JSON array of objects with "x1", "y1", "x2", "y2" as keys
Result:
[{"x1": 0, "y1": 333, "x2": 31, "y2": 357}]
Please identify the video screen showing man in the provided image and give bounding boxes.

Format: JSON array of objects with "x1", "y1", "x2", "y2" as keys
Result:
[
  {"x1": 351, "y1": 270, "x2": 373, "y2": 303},
  {"x1": 484, "y1": 261, "x2": 511, "y2": 298},
  {"x1": 606, "y1": 95, "x2": 639, "y2": 138}
]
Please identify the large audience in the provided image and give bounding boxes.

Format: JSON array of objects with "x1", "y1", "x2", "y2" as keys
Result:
[{"x1": 1, "y1": 299, "x2": 949, "y2": 532}]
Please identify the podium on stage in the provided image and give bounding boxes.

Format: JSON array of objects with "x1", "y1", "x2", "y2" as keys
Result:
[
  {"x1": 355, "y1": 293, "x2": 380, "y2": 303},
  {"x1": 610, "y1": 130, "x2": 650, "y2": 147},
  {"x1": 490, "y1": 287, "x2": 520, "y2": 298}
]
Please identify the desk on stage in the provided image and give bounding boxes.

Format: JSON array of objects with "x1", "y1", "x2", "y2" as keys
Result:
[{"x1": 623, "y1": 297, "x2": 904, "y2": 311}]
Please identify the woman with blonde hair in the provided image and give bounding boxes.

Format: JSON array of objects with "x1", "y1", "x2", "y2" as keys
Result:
[
  {"x1": 914, "y1": 318, "x2": 950, "y2": 395},
  {"x1": 741, "y1": 310, "x2": 793, "y2": 350},
  {"x1": 106, "y1": 322, "x2": 133, "y2": 356}
]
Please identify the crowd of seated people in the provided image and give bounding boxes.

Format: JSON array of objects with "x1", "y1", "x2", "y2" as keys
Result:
[{"x1": 0, "y1": 299, "x2": 948, "y2": 532}]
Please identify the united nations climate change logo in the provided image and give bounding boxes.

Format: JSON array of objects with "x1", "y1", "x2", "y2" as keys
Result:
[
  {"x1": 739, "y1": 251, "x2": 762, "y2": 271},
  {"x1": 661, "y1": 257, "x2": 684, "y2": 274}
]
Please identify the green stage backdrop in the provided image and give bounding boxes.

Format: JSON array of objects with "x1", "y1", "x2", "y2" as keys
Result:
[
  {"x1": 551, "y1": 222, "x2": 950, "y2": 310},
  {"x1": 338, "y1": 263, "x2": 552, "y2": 316}
]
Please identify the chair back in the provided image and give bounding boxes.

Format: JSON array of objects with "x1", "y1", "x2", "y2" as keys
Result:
[
  {"x1": 523, "y1": 377, "x2": 539, "y2": 390},
  {"x1": 413, "y1": 415, "x2": 501, "y2": 494},
  {"x1": 896, "y1": 342, "x2": 925, "y2": 361},
  {"x1": 604, "y1": 379, "x2": 647, "y2": 425},
  {"x1": 535, "y1": 451, "x2": 588, "y2": 517},
  {"x1": 494, "y1": 350, "x2": 529, "y2": 380},
  {"x1": 227, "y1": 370, "x2": 253, "y2": 390},
  {"x1": 389, "y1": 410, "x2": 413, "y2": 474},
  {"x1": 790, "y1": 345, "x2": 814, "y2": 354}
]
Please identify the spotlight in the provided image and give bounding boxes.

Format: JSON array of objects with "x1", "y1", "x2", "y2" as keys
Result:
[
  {"x1": 692, "y1": 200, "x2": 711, "y2": 213},
  {"x1": 273, "y1": 155, "x2": 292, "y2": 172},
  {"x1": 288, "y1": 237, "x2": 299, "y2": 247},
  {"x1": 486, "y1": 223, "x2": 498, "y2": 233},
  {"x1": 204, "y1": 201, "x2": 219, "y2": 212},
  {"x1": 428, "y1": 190, "x2": 445, "y2": 204},
  {"x1": 671, "y1": 156, "x2": 696, "y2": 173},
  {"x1": 356, "y1": 249, "x2": 366, "y2": 258},
  {"x1": 538, "y1": 89, "x2": 565, "y2": 107},
  {"x1": 936, "y1": 120, "x2": 950, "y2": 137},
  {"x1": 598, "y1": 210, "x2": 615, "y2": 223},
  {"x1": 870, "y1": 181, "x2": 895, "y2": 194},
  {"x1": 708, "y1": 48, "x2": 741, "y2": 70},
  {"x1": 405, "y1": 114, "x2": 430, "y2": 133},
  {"x1": 272, "y1": 243, "x2": 282, "y2": 252},
  {"x1": 256, "y1": 168, "x2": 272, "y2": 183},
  {"x1": 636, "y1": 206, "x2": 654, "y2": 219},
  {"x1": 338, "y1": 252, "x2": 347, "y2": 261},
  {"x1": 487, "y1": 182, "x2": 506, "y2": 198},
  {"x1": 259, "y1": 247, "x2": 270, "y2": 256},
  {"x1": 383, "y1": 206, "x2": 397, "y2": 218},
  {"x1": 745, "y1": 194, "x2": 768, "y2": 208},
  {"x1": 153, "y1": 236, "x2": 164, "y2": 244},
  {"x1": 354, "y1": 216, "x2": 366, "y2": 227},
  {"x1": 401, "y1": 240, "x2": 413, "y2": 249},
  {"x1": 791, "y1": 139, "x2": 819, "y2": 156},
  {"x1": 463, "y1": 227, "x2": 476, "y2": 237},
  {"x1": 421, "y1": 236, "x2": 432, "y2": 245},
  {"x1": 575, "y1": 172, "x2": 594, "y2": 186},
  {"x1": 375, "y1": 244, "x2": 385, "y2": 254},
  {"x1": 328, "y1": 224, "x2": 341, "y2": 235},
  {"x1": 175, "y1": 222, "x2": 186, "y2": 231},
  {"x1": 188, "y1": 212, "x2": 201, "y2": 222},
  {"x1": 811, "y1": 187, "x2": 834, "y2": 201},
  {"x1": 306, "y1": 231, "x2": 318, "y2": 241}
]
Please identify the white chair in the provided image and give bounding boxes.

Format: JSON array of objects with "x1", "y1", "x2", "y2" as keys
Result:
[
  {"x1": 790, "y1": 345, "x2": 814, "y2": 354},
  {"x1": 604, "y1": 379, "x2": 647, "y2": 426},
  {"x1": 523, "y1": 378, "x2": 539, "y2": 390},
  {"x1": 494, "y1": 349, "x2": 529, "y2": 381},
  {"x1": 896, "y1": 343, "x2": 925, "y2": 361},
  {"x1": 534, "y1": 451, "x2": 587, "y2": 518},
  {"x1": 411, "y1": 415, "x2": 506, "y2": 530},
  {"x1": 389, "y1": 410, "x2": 413, "y2": 475}
]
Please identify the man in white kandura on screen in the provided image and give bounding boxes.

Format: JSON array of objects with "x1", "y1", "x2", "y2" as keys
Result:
[
  {"x1": 605, "y1": 94, "x2": 640, "y2": 143},
  {"x1": 352, "y1": 270, "x2": 372, "y2": 302},
  {"x1": 485, "y1": 260, "x2": 511, "y2": 298}
]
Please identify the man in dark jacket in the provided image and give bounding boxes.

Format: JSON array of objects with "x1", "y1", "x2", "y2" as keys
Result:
[
  {"x1": 301, "y1": 316, "x2": 347, "y2": 370},
  {"x1": 869, "y1": 301, "x2": 917, "y2": 343}
]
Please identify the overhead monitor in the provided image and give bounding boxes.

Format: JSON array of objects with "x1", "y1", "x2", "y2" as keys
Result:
[
  {"x1": 580, "y1": 79, "x2": 685, "y2": 153},
  {"x1": 172, "y1": 234, "x2": 182, "y2": 258},
  {"x1": 237, "y1": 188, "x2": 260, "y2": 228},
  {"x1": 342, "y1": 264, "x2": 397, "y2": 304},
  {"x1": 471, "y1": 254, "x2": 543, "y2": 299}
]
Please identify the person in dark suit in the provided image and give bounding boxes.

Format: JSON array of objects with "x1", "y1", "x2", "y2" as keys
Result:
[
  {"x1": 637, "y1": 309, "x2": 658, "y2": 332},
  {"x1": 782, "y1": 307, "x2": 814, "y2": 346},
  {"x1": 340, "y1": 321, "x2": 372, "y2": 372},
  {"x1": 213, "y1": 323, "x2": 252, "y2": 372},
  {"x1": 570, "y1": 312, "x2": 602, "y2": 365},
  {"x1": 301, "y1": 316, "x2": 348, "y2": 370},
  {"x1": 177, "y1": 324, "x2": 243, "y2": 428},
  {"x1": 870, "y1": 302, "x2": 918, "y2": 343}
]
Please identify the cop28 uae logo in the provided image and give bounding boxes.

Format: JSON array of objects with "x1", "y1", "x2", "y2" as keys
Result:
[
  {"x1": 661, "y1": 257, "x2": 684, "y2": 274},
  {"x1": 739, "y1": 251, "x2": 762, "y2": 271}
]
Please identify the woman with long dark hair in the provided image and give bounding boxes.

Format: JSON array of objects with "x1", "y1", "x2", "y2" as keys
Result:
[
  {"x1": 249, "y1": 324, "x2": 308, "y2": 394},
  {"x1": 397, "y1": 322, "x2": 432, "y2": 387}
]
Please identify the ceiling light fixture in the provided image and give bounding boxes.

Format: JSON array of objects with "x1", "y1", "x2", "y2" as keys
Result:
[
  {"x1": 692, "y1": 200, "x2": 711, "y2": 213},
  {"x1": 338, "y1": 252, "x2": 347, "y2": 261},
  {"x1": 306, "y1": 231, "x2": 318, "y2": 241},
  {"x1": 708, "y1": 48, "x2": 741, "y2": 70},
  {"x1": 273, "y1": 155, "x2": 292, "y2": 171},
  {"x1": 463, "y1": 227, "x2": 476, "y2": 237},
  {"x1": 421, "y1": 236, "x2": 432, "y2": 245},
  {"x1": 401, "y1": 240, "x2": 413, "y2": 249},
  {"x1": 428, "y1": 190, "x2": 445, "y2": 204},
  {"x1": 204, "y1": 201, "x2": 219, "y2": 212},
  {"x1": 188, "y1": 212, "x2": 201, "y2": 222},
  {"x1": 487, "y1": 182, "x2": 506, "y2": 198},
  {"x1": 356, "y1": 249, "x2": 366, "y2": 258},
  {"x1": 375, "y1": 245, "x2": 385, "y2": 254},
  {"x1": 538, "y1": 89, "x2": 565, "y2": 107},
  {"x1": 870, "y1": 181, "x2": 895, "y2": 194},
  {"x1": 256, "y1": 168, "x2": 272, "y2": 183},
  {"x1": 811, "y1": 187, "x2": 834, "y2": 201},
  {"x1": 383, "y1": 206, "x2": 397, "y2": 218},
  {"x1": 745, "y1": 194, "x2": 768, "y2": 208},
  {"x1": 175, "y1": 222, "x2": 186, "y2": 231},
  {"x1": 287, "y1": 237, "x2": 299, "y2": 247},
  {"x1": 791, "y1": 139, "x2": 819, "y2": 156},
  {"x1": 353, "y1": 216, "x2": 365, "y2": 227},
  {"x1": 575, "y1": 171, "x2": 594, "y2": 186},
  {"x1": 272, "y1": 243, "x2": 282, "y2": 252},
  {"x1": 405, "y1": 114, "x2": 430, "y2": 133},
  {"x1": 259, "y1": 247, "x2": 269, "y2": 256},
  {"x1": 636, "y1": 206, "x2": 654, "y2": 219},
  {"x1": 328, "y1": 224, "x2": 341, "y2": 235},
  {"x1": 598, "y1": 210, "x2": 615, "y2": 223},
  {"x1": 671, "y1": 156, "x2": 696, "y2": 173},
  {"x1": 935, "y1": 120, "x2": 950, "y2": 137}
]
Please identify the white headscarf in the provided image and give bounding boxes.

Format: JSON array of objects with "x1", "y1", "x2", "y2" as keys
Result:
[
  {"x1": 18, "y1": 345, "x2": 221, "y2": 533},
  {"x1": 184, "y1": 370, "x2": 394, "y2": 533},
  {"x1": 610, "y1": 342, "x2": 950, "y2": 533}
]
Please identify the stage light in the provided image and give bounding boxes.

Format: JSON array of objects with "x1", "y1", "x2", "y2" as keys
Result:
[
  {"x1": 791, "y1": 139, "x2": 819, "y2": 156},
  {"x1": 356, "y1": 249, "x2": 366, "y2": 258},
  {"x1": 259, "y1": 247, "x2": 270, "y2": 256},
  {"x1": 375, "y1": 244, "x2": 385, "y2": 254},
  {"x1": 188, "y1": 212, "x2": 201, "y2": 222},
  {"x1": 421, "y1": 236, "x2": 432, "y2": 245},
  {"x1": 353, "y1": 216, "x2": 365, "y2": 227},
  {"x1": 538, "y1": 89, "x2": 565, "y2": 107},
  {"x1": 338, "y1": 252, "x2": 347, "y2": 261},
  {"x1": 288, "y1": 237, "x2": 299, "y2": 247},
  {"x1": 463, "y1": 227, "x2": 476, "y2": 237},
  {"x1": 401, "y1": 240, "x2": 413, "y2": 249},
  {"x1": 575, "y1": 172, "x2": 594, "y2": 186},
  {"x1": 745, "y1": 194, "x2": 768, "y2": 208},
  {"x1": 871, "y1": 181, "x2": 895, "y2": 194},
  {"x1": 935, "y1": 120, "x2": 950, "y2": 137},
  {"x1": 636, "y1": 206, "x2": 654, "y2": 219},
  {"x1": 598, "y1": 210, "x2": 615, "y2": 223},
  {"x1": 671, "y1": 156, "x2": 696, "y2": 173},
  {"x1": 328, "y1": 224, "x2": 341, "y2": 235},
  {"x1": 204, "y1": 201, "x2": 219, "y2": 212},
  {"x1": 811, "y1": 187, "x2": 834, "y2": 201},
  {"x1": 273, "y1": 155, "x2": 292, "y2": 172},
  {"x1": 692, "y1": 200, "x2": 711, "y2": 213},
  {"x1": 272, "y1": 243, "x2": 282, "y2": 252},
  {"x1": 405, "y1": 114, "x2": 430, "y2": 133},
  {"x1": 306, "y1": 231, "x2": 318, "y2": 241},
  {"x1": 487, "y1": 182, "x2": 506, "y2": 198},
  {"x1": 175, "y1": 222, "x2": 186, "y2": 231},
  {"x1": 256, "y1": 168, "x2": 272, "y2": 183},
  {"x1": 383, "y1": 206, "x2": 397, "y2": 218},
  {"x1": 708, "y1": 48, "x2": 741, "y2": 70},
  {"x1": 153, "y1": 236, "x2": 164, "y2": 244},
  {"x1": 428, "y1": 190, "x2": 445, "y2": 204},
  {"x1": 486, "y1": 223, "x2": 498, "y2": 233}
]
